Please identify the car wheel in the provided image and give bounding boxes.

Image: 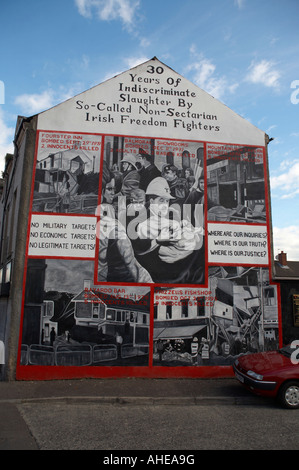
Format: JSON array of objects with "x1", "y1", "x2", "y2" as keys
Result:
[{"x1": 278, "y1": 381, "x2": 299, "y2": 409}]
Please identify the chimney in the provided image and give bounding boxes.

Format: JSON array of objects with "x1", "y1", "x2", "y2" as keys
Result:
[
  {"x1": 278, "y1": 251, "x2": 287, "y2": 266},
  {"x1": 84, "y1": 279, "x2": 91, "y2": 290}
]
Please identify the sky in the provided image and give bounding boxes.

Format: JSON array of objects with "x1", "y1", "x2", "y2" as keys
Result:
[{"x1": 0, "y1": 0, "x2": 299, "y2": 259}]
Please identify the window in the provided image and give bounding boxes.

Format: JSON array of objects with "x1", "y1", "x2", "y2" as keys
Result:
[
  {"x1": 116, "y1": 310, "x2": 122, "y2": 322},
  {"x1": 264, "y1": 287, "x2": 275, "y2": 306},
  {"x1": 166, "y1": 302, "x2": 172, "y2": 319},
  {"x1": 106, "y1": 309, "x2": 116, "y2": 321},
  {"x1": 181, "y1": 299, "x2": 189, "y2": 318},
  {"x1": 196, "y1": 297, "x2": 205, "y2": 317},
  {"x1": 293, "y1": 295, "x2": 299, "y2": 327},
  {"x1": 99, "y1": 304, "x2": 105, "y2": 319},
  {"x1": 9, "y1": 189, "x2": 18, "y2": 254},
  {"x1": 92, "y1": 307, "x2": 99, "y2": 319},
  {"x1": 130, "y1": 312, "x2": 137, "y2": 323},
  {"x1": 5, "y1": 261, "x2": 11, "y2": 283}
]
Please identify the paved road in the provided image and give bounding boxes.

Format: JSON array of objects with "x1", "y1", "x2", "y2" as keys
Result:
[
  {"x1": 16, "y1": 401, "x2": 299, "y2": 451},
  {"x1": 1, "y1": 378, "x2": 299, "y2": 452}
]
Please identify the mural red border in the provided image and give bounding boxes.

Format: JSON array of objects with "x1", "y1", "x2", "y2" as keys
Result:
[{"x1": 16, "y1": 130, "x2": 280, "y2": 380}]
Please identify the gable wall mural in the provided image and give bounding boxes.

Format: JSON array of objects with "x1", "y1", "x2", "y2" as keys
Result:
[{"x1": 17, "y1": 58, "x2": 280, "y2": 379}]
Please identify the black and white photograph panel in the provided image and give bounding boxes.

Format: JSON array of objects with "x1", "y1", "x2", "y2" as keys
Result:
[
  {"x1": 96, "y1": 135, "x2": 206, "y2": 285},
  {"x1": 206, "y1": 143, "x2": 267, "y2": 224},
  {"x1": 32, "y1": 132, "x2": 102, "y2": 215},
  {"x1": 20, "y1": 258, "x2": 150, "y2": 367},
  {"x1": 153, "y1": 266, "x2": 279, "y2": 366}
]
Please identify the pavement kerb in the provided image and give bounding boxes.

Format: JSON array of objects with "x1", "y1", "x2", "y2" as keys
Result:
[{"x1": 0, "y1": 395, "x2": 263, "y2": 406}]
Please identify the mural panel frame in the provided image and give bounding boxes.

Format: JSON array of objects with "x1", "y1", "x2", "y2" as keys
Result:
[{"x1": 16, "y1": 128, "x2": 281, "y2": 380}]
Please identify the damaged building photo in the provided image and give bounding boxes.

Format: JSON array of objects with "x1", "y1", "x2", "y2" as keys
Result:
[
  {"x1": 31, "y1": 133, "x2": 101, "y2": 215},
  {"x1": 20, "y1": 259, "x2": 150, "y2": 368},
  {"x1": 153, "y1": 266, "x2": 279, "y2": 366},
  {"x1": 207, "y1": 143, "x2": 266, "y2": 224}
]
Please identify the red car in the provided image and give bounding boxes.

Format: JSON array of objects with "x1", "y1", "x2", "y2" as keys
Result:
[{"x1": 233, "y1": 344, "x2": 299, "y2": 409}]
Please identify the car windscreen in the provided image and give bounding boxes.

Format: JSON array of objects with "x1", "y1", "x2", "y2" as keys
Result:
[{"x1": 279, "y1": 345, "x2": 293, "y2": 357}]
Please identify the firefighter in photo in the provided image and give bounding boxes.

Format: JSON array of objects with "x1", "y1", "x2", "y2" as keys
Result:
[
  {"x1": 119, "y1": 153, "x2": 140, "y2": 199},
  {"x1": 133, "y1": 177, "x2": 204, "y2": 284}
]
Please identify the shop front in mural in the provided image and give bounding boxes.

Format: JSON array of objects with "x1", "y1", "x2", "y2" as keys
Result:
[{"x1": 17, "y1": 58, "x2": 280, "y2": 379}]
